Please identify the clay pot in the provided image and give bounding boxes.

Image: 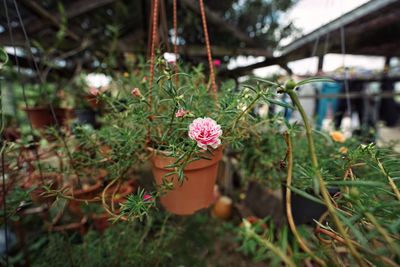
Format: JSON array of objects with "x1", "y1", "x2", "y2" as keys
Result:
[
  {"x1": 51, "y1": 216, "x2": 88, "y2": 235},
  {"x1": 85, "y1": 94, "x2": 100, "y2": 109},
  {"x1": 282, "y1": 185, "x2": 340, "y2": 225},
  {"x1": 25, "y1": 172, "x2": 61, "y2": 204},
  {"x1": 91, "y1": 181, "x2": 136, "y2": 233},
  {"x1": 149, "y1": 147, "x2": 223, "y2": 215},
  {"x1": 92, "y1": 213, "x2": 110, "y2": 233},
  {"x1": 105, "y1": 181, "x2": 136, "y2": 204},
  {"x1": 25, "y1": 107, "x2": 73, "y2": 129},
  {"x1": 68, "y1": 181, "x2": 103, "y2": 215}
]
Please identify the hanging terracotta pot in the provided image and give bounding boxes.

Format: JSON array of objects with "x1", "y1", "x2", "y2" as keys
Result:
[
  {"x1": 68, "y1": 180, "x2": 103, "y2": 215},
  {"x1": 149, "y1": 147, "x2": 223, "y2": 215},
  {"x1": 24, "y1": 172, "x2": 61, "y2": 204},
  {"x1": 85, "y1": 94, "x2": 100, "y2": 109},
  {"x1": 24, "y1": 107, "x2": 73, "y2": 129}
]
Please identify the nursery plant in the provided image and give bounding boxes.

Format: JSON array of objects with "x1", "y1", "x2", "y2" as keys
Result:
[
  {"x1": 88, "y1": 57, "x2": 293, "y2": 215},
  {"x1": 235, "y1": 78, "x2": 400, "y2": 266}
]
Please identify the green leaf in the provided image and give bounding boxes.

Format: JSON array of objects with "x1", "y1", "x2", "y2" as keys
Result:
[
  {"x1": 252, "y1": 77, "x2": 279, "y2": 87},
  {"x1": 297, "y1": 77, "x2": 335, "y2": 86},
  {"x1": 264, "y1": 97, "x2": 294, "y2": 109},
  {"x1": 326, "y1": 180, "x2": 386, "y2": 187},
  {"x1": 286, "y1": 185, "x2": 325, "y2": 205},
  {"x1": 0, "y1": 47, "x2": 8, "y2": 67}
]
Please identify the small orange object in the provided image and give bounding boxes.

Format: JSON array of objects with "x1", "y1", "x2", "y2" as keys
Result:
[
  {"x1": 330, "y1": 131, "x2": 346, "y2": 143},
  {"x1": 212, "y1": 196, "x2": 232, "y2": 220},
  {"x1": 339, "y1": 146, "x2": 348, "y2": 154}
]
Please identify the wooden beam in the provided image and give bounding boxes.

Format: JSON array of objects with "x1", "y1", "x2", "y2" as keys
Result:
[
  {"x1": 180, "y1": 0, "x2": 258, "y2": 47},
  {"x1": 118, "y1": 38, "x2": 273, "y2": 57},
  {"x1": 21, "y1": 0, "x2": 80, "y2": 41},
  {"x1": 220, "y1": 57, "x2": 285, "y2": 78},
  {"x1": 25, "y1": 0, "x2": 118, "y2": 34}
]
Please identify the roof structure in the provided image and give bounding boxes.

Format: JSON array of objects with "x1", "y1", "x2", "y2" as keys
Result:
[
  {"x1": 223, "y1": 0, "x2": 400, "y2": 77},
  {"x1": 0, "y1": 0, "x2": 279, "y2": 79}
]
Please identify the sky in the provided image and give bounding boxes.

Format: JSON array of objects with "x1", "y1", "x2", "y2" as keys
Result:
[{"x1": 230, "y1": 0, "x2": 388, "y2": 77}]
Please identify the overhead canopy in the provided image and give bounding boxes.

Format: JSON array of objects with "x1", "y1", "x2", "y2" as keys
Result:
[
  {"x1": 223, "y1": 0, "x2": 400, "y2": 77},
  {"x1": 1, "y1": 0, "x2": 296, "y2": 79}
]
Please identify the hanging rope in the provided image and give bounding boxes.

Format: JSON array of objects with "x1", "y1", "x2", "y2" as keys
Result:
[
  {"x1": 198, "y1": 0, "x2": 218, "y2": 105},
  {"x1": 173, "y1": 0, "x2": 179, "y2": 79},
  {"x1": 149, "y1": 0, "x2": 159, "y2": 112},
  {"x1": 173, "y1": 0, "x2": 178, "y2": 59},
  {"x1": 147, "y1": 0, "x2": 159, "y2": 144}
]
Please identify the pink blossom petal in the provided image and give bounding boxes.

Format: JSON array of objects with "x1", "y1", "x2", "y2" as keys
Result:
[
  {"x1": 143, "y1": 194, "x2": 153, "y2": 202},
  {"x1": 89, "y1": 87, "x2": 100, "y2": 96},
  {"x1": 188, "y1": 117, "x2": 222, "y2": 150}
]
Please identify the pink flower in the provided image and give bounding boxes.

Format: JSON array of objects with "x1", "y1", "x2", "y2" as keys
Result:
[
  {"x1": 89, "y1": 87, "x2": 100, "y2": 96},
  {"x1": 131, "y1": 88, "x2": 142, "y2": 98},
  {"x1": 143, "y1": 194, "x2": 153, "y2": 202},
  {"x1": 213, "y1": 59, "x2": 221, "y2": 68},
  {"x1": 188, "y1": 117, "x2": 222, "y2": 150},
  {"x1": 175, "y1": 108, "x2": 188, "y2": 118}
]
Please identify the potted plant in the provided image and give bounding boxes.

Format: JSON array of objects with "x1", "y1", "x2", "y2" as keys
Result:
[
  {"x1": 95, "y1": 59, "x2": 289, "y2": 215},
  {"x1": 24, "y1": 84, "x2": 74, "y2": 129}
]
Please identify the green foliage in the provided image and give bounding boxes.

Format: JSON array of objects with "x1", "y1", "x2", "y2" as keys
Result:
[
  {"x1": 30, "y1": 213, "x2": 238, "y2": 267},
  {"x1": 0, "y1": 46, "x2": 8, "y2": 69}
]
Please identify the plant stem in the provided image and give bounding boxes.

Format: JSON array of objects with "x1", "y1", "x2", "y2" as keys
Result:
[
  {"x1": 284, "y1": 132, "x2": 326, "y2": 266},
  {"x1": 375, "y1": 157, "x2": 400, "y2": 200},
  {"x1": 287, "y1": 90, "x2": 366, "y2": 267},
  {"x1": 364, "y1": 212, "x2": 400, "y2": 256},
  {"x1": 246, "y1": 227, "x2": 296, "y2": 267},
  {"x1": 231, "y1": 93, "x2": 262, "y2": 130}
]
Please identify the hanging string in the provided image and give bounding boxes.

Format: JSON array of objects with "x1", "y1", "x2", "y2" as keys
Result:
[
  {"x1": 198, "y1": 0, "x2": 218, "y2": 105},
  {"x1": 149, "y1": 0, "x2": 159, "y2": 112},
  {"x1": 173, "y1": 0, "x2": 179, "y2": 79},
  {"x1": 1, "y1": 76, "x2": 9, "y2": 267},
  {"x1": 11, "y1": 0, "x2": 82, "y2": 184},
  {"x1": 147, "y1": 0, "x2": 159, "y2": 144},
  {"x1": 340, "y1": 25, "x2": 352, "y2": 116}
]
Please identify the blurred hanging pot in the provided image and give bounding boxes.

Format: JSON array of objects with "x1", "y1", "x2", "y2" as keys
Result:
[
  {"x1": 67, "y1": 179, "x2": 103, "y2": 215},
  {"x1": 24, "y1": 172, "x2": 61, "y2": 204},
  {"x1": 148, "y1": 147, "x2": 223, "y2": 215},
  {"x1": 92, "y1": 180, "x2": 137, "y2": 233},
  {"x1": 24, "y1": 107, "x2": 73, "y2": 129},
  {"x1": 75, "y1": 108, "x2": 97, "y2": 127},
  {"x1": 282, "y1": 184, "x2": 340, "y2": 225},
  {"x1": 85, "y1": 94, "x2": 101, "y2": 109}
]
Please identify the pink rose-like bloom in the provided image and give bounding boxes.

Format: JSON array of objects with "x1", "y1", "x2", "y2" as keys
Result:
[
  {"x1": 175, "y1": 108, "x2": 188, "y2": 118},
  {"x1": 188, "y1": 117, "x2": 222, "y2": 150},
  {"x1": 131, "y1": 88, "x2": 142, "y2": 98},
  {"x1": 143, "y1": 194, "x2": 153, "y2": 202},
  {"x1": 89, "y1": 87, "x2": 100, "y2": 96},
  {"x1": 213, "y1": 59, "x2": 221, "y2": 68}
]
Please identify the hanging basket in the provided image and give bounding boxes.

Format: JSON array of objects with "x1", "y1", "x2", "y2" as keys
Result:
[{"x1": 149, "y1": 147, "x2": 223, "y2": 215}]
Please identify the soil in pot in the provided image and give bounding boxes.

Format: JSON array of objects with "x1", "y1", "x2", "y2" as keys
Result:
[
  {"x1": 149, "y1": 147, "x2": 223, "y2": 215},
  {"x1": 25, "y1": 107, "x2": 73, "y2": 129},
  {"x1": 282, "y1": 185, "x2": 340, "y2": 225}
]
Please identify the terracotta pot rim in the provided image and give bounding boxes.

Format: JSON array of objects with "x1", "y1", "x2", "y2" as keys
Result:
[
  {"x1": 26, "y1": 172, "x2": 61, "y2": 186},
  {"x1": 147, "y1": 146, "x2": 223, "y2": 171},
  {"x1": 71, "y1": 180, "x2": 102, "y2": 196}
]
